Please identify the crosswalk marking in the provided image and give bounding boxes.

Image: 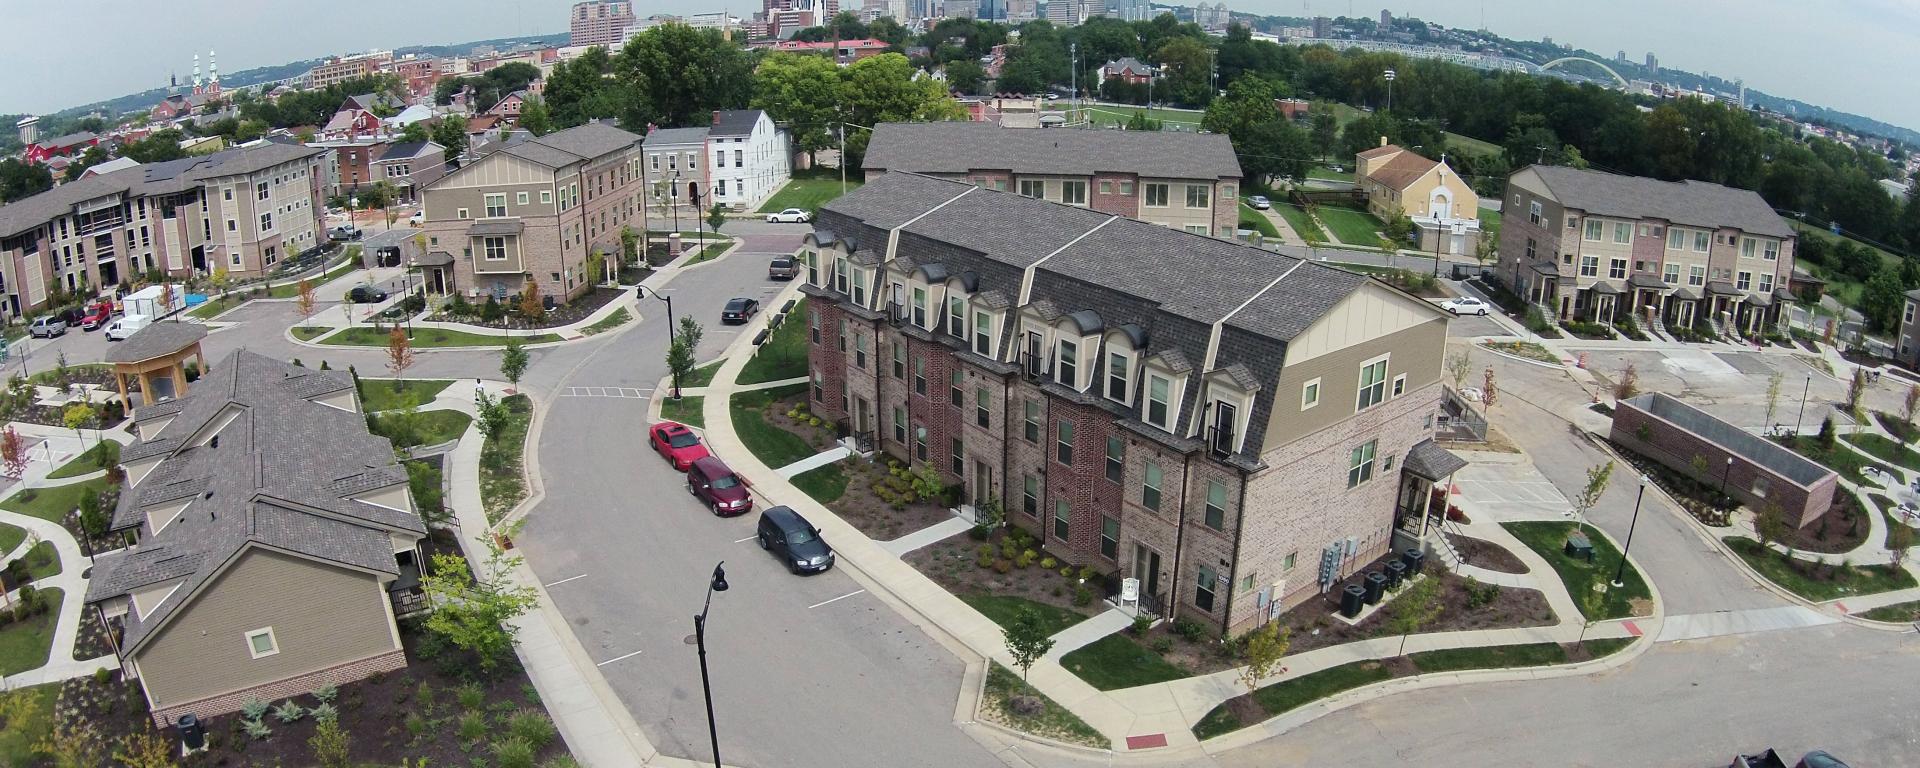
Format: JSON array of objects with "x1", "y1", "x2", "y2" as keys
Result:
[{"x1": 563, "y1": 386, "x2": 652, "y2": 399}]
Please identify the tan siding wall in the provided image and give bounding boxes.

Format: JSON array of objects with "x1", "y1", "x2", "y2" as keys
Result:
[
  {"x1": 134, "y1": 549, "x2": 398, "y2": 709},
  {"x1": 1262, "y1": 317, "x2": 1444, "y2": 449}
]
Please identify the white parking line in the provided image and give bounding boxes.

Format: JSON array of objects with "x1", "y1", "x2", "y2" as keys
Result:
[
  {"x1": 544, "y1": 574, "x2": 587, "y2": 588},
  {"x1": 596, "y1": 649, "x2": 645, "y2": 667},
  {"x1": 733, "y1": 536, "x2": 758, "y2": 543},
  {"x1": 808, "y1": 590, "x2": 865, "y2": 609}
]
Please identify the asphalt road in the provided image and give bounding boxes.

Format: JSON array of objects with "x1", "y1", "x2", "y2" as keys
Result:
[{"x1": 511, "y1": 231, "x2": 1007, "y2": 768}]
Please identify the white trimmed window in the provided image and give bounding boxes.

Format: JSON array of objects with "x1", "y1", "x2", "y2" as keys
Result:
[
  {"x1": 1302, "y1": 378, "x2": 1321, "y2": 409},
  {"x1": 1056, "y1": 339, "x2": 1078, "y2": 387},
  {"x1": 1584, "y1": 219, "x2": 1603, "y2": 241},
  {"x1": 1763, "y1": 240, "x2": 1779, "y2": 260},
  {"x1": 484, "y1": 193, "x2": 507, "y2": 218},
  {"x1": 948, "y1": 296, "x2": 966, "y2": 338},
  {"x1": 1356, "y1": 357, "x2": 1388, "y2": 411},
  {"x1": 1146, "y1": 373, "x2": 1172, "y2": 429},
  {"x1": 245, "y1": 627, "x2": 279, "y2": 659},
  {"x1": 973, "y1": 310, "x2": 994, "y2": 357},
  {"x1": 1145, "y1": 183, "x2": 1169, "y2": 207},
  {"x1": 1347, "y1": 440, "x2": 1377, "y2": 487},
  {"x1": 1106, "y1": 352, "x2": 1130, "y2": 403}
]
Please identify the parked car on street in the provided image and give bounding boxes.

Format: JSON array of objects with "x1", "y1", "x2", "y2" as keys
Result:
[
  {"x1": 29, "y1": 316, "x2": 66, "y2": 338},
  {"x1": 649, "y1": 421, "x2": 710, "y2": 471},
  {"x1": 329, "y1": 225, "x2": 362, "y2": 240},
  {"x1": 1247, "y1": 195, "x2": 1271, "y2": 210},
  {"x1": 757, "y1": 506, "x2": 835, "y2": 574},
  {"x1": 765, "y1": 208, "x2": 811, "y2": 224},
  {"x1": 408, "y1": 211, "x2": 424, "y2": 226},
  {"x1": 721, "y1": 297, "x2": 760, "y2": 324},
  {"x1": 1439, "y1": 297, "x2": 1490, "y2": 316},
  {"x1": 105, "y1": 315, "x2": 150, "y2": 341},
  {"x1": 767, "y1": 257, "x2": 798, "y2": 281},
  {"x1": 347, "y1": 285, "x2": 389, "y2": 303},
  {"x1": 79, "y1": 302, "x2": 114, "y2": 331},
  {"x1": 687, "y1": 456, "x2": 752, "y2": 517}
]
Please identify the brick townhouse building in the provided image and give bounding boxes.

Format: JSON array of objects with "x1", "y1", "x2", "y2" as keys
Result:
[
  {"x1": 1498, "y1": 165, "x2": 1797, "y2": 338},
  {"x1": 860, "y1": 121, "x2": 1243, "y2": 238},
  {"x1": 0, "y1": 143, "x2": 326, "y2": 317},
  {"x1": 420, "y1": 121, "x2": 642, "y2": 303},
  {"x1": 800, "y1": 172, "x2": 1459, "y2": 636},
  {"x1": 640, "y1": 110, "x2": 792, "y2": 217}
]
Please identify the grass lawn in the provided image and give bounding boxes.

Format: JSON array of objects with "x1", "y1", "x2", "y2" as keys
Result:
[
  {"x1": 1479, "y1": 340, "x2": 1559, "y2": 363},
  {"x1": 1412, "y1": 641, "x2": 1575, "y2": 673},
  {"x1": 0, "y1": 684, "x2": 56, "y2": 766},
  {"x1": 1724, "y1": 537, "x2": 1915, "y2": 601},
  {"x1": 1239, "y1": 204, "x2": 1279, "y2": 237},
  {"x1": 1307, "y1": 165, "x2": 1355, "y2": 183},
  {"x1": 790, "y1": 462, "x2": 849, "y2": 505},
  {"x1": 1317, "y1": 206, "x2": 1387, "y2": 246},
  {"x1": 320, "y1": 327, "x2": 562, "y2": 347},
  {"x1": 1841, "y1": 432, "x2": 1920, "y2": 472},
  {"x1": 982, "y1": 663, "x2": 1106, "y2": 749},
  {"x1": 17, "y1": 541, "x2": 60, "y2": 580},
  {"x1": 959, "y1": 593, "x2": 1088, "y2": 636},
  {"x1": 0, "y1": 522, "x2": 22, "y2": 558},
  {"x1": 1193, "y1": 660, "x2": 1392, "y2": 740},
  {"x1": 1272, "y1": 202, "x2": 1330, "y2": 243},
  {"x1": 1859, "y1": 600, "x2": 1920, "y2": 623},
  {"x1": 480, "y1": 394, "x2": 533, "y2": 524},
  {"x1": 659, "y1": 394, "x2": 705, "y2": 428},
  {"x1": 729, "y1": 384, "x2": 817, "y2": 469},
  {"x1": 0, "y1": 588, "x2": 62, "y2": 677},
  {"x1": 47, "y1": 440, "x2": 118, "y2": 479},
  {"x1": 1083, "y1": 103, "x2": 1205, "y2": 129},
  {"x1": 0, "y1": 477, "x2": 110, "y2": 524},
  {"x1": 580, "y1": 306, "x2": 632, "y2": 336},
  {"x1": 1478, "y1": 206, "x2": 1502, "y2": 242},
  {"x1": 1775, "y1": 435, "x2": 1897, "y2": 486},
  {"x1": 1060, "y1": 633, "x2": 1192, "y2": 690},
  {"x1": 187, "y1": 293, "x2": 249, "y2": 319},
  {"x1": 1444, "y1": 131, "x2": 1503, "y2": 157},
  {"x1": 269, "y1": 257, "x2": 361, "y2": 297},
  {"x1": 359, "y1": 379, "x2": 453, "y2": 412},
  {"x1": 291, "y1": 325, "x2": 332, "y2": 341},
  {"x1": 682, "y1": 239, "x2": 734, "y2": 265},
  {"x1": 370, "y1": 409, "x2": 472, "y2": 449},
  {"x1": 684, "y1": 361, "x2": 723, "y2": 389},
  {"x1": 738, "y1": 299, "x2": 808, "y2": 385},
  {"x1": 758, "y1": 175, "x2": 861, "y2": 214},
  {"x1": 1503, "y1": 521, "x2": 1652, "y2": 621}
]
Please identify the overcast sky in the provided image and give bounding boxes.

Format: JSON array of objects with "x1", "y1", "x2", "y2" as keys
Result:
[{"x1": 2, "y1": 0, "x2": 1915, "y2": 132}]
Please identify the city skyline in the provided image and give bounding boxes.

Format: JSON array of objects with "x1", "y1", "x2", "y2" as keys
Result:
[{"x1": 0, "y1": 0, "x2": 1915, "y2": 136}]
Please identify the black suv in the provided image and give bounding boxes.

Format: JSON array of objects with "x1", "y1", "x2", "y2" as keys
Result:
[
  {"x1": 756, "y1": 506, "x2": 834, "y2": 574},
  {"x1": 347, "y1": 285, "x2": 389, "y2": 303}
]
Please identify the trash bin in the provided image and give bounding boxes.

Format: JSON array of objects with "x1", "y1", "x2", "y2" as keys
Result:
[
  {"x1": 1340, "y1": 584, "x2": 1366, "y2": 618},
  {"x1": 177, "y1": 713, "x2": 206, "y2": 751},
  {"x1": 1402, "y1": 548, "x2": 1426, "y2": 576},
  {"x1": 1363, "y1": 571, "x2": 1387, "y2": 605},
  {"x1": 1385, "y1": 560, "x2": 1407, "y2": 588}
]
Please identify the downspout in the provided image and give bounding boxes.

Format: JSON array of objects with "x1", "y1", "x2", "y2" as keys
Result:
[
  {"x1": 1224, "y1": 463, "x2": 1251, "y2": 634},
  {"x1": 1164, "y1": 449, "x2": 1193, "y2": 625}
]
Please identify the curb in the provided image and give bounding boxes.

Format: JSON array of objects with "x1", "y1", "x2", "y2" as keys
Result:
[{"x1": 1473, "y1": 341, "x2": 1570, "y2": 371}]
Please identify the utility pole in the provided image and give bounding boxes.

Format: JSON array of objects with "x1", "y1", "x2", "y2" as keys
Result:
[
  {"x1": 1070, "y1": 42, "x2": 1077, "y2": 124},
  {"x1": 839, "y1": 122, "x2": 847, "y2": 194}
]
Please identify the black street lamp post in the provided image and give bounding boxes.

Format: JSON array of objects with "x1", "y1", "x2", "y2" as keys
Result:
[
  {"x1": 637, "y1": 286, "x2": 679, "y2": 399},
  {"x1": 1613, "y1": 476, "x2": 1648, "y2": 587},
  {"x1": 1795, "y1": 374, "x2": 1810, "y2": 435},
  {"x1": 1721, "y1": 456, "x2": 1733, "y2": 498},
  {"x1": 694, "y1": 562, "x2": 729, "y2": 768}
]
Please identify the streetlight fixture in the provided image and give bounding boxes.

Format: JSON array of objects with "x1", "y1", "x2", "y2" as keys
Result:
[
  {"x1": 1794, "y1": 374, "x2": 1811, "y2": 435},
  {"x1": 693, "y1": 562, "x2": 729, "y2": 768},
  {"x1": 1383, "y1": 68, "x2": 1396, "y2": 112},
  {"x1": 1612, "y1": 475, "x2": 1649, "y2": 587},
  {"x1": 1720, "y1": 456, "x2": 1734, "y2": 498},
  {"x1": 636, "y1": 286, "x2": 679, "y2": 399},
  {"x1": 403, "y1": 255, "x2": 416, "y2": 339}
]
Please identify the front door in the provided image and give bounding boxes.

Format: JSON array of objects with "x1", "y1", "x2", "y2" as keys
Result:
[
  {"x1": 853, "y1": 396, "x2": 871, "y2": 435},
  {"x1": 973, "y1": 460, "x2": 991, "y2": 508},
  {"x1": 1132, "y1": 544, "x2": 1161, "y2": 600}
]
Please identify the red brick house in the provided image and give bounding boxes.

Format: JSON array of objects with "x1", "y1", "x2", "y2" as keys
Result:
[{"x1": 24, "y1": 131, "x2": 99, "y2": 165}]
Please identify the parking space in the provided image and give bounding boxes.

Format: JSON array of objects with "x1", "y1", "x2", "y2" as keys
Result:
[{"x1": 1447, "y1": 313, "x2": 1509, "y2": 337}]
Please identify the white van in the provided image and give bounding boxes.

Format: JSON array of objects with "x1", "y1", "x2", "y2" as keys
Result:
[{"x1": 104, "y1": 314, "x2": 150, "y2": 341}]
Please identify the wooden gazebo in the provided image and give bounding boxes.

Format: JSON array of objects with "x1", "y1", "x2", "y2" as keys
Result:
[{"x1": 104, "y1": 323, "x2": 209, "y2": 407}]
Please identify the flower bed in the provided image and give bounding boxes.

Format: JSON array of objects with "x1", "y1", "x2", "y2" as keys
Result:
[
  {"x1": 1451, "y1": 535, "x2": 1529, "y2": 574},
  {"x1": 904, "y1": 525, "x2": 1104, "y2": 629},
  {"x1": 826, "y1": 456, "x2": 962, "y2": 541},
  {"x1": 429, "y1": 286, "x2": 626, "y2": 330}
]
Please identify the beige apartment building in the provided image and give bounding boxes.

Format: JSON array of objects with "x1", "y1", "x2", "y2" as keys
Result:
[
  {"x1": 860, "y1": 121, "x2": 1244, "y2": 238},
  {"x1": 420, "y1": 122, "x2": 643, "y2": 303},
  {"x1": 0, "y1": 143, "x2": 326, "y2": 316},
  {"x1": 1499, "y1": 165, "x2": 1797, "y2": 337},
  {"x1": 1355, "y1": 143, "x2": 1480, "y2": 256}
]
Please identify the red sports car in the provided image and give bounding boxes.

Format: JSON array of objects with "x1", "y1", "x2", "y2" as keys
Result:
[{"x1": 649, "y1": 421, "x2": 710, "y2": 470}]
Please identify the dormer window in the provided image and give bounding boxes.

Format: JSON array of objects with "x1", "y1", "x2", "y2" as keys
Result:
[
  {"x1": 948, "y1": 296, "x2": 965, "y2": 339},
  {"x1": 911, "y1": 286, "x2": 928, "y2": 327},
  {"x1": 1056, "y1": 339, "x2": 1078, "y2": 387},
  {"x1": 851, "y1": 268, "x2": 867, "y2": 307},
  {"x1": 973, "y1": 310, "x2": 995, "y2": 357},
  {"x1": 1024, "y1": 330, "x2": 1045, "y2": 376},
  {"x1": 1146, "y1": 374, "x2": 1171, "y2": 430},
  {"x1": 833, "y1": 257, "x2": 848, "y2": 293},
  {"x1": 1106, "y1": 352, "x2": 1130, "y2": 403},
  {"x1": 1209, "y1": 397, "x2": 1241, "y2": 455}
]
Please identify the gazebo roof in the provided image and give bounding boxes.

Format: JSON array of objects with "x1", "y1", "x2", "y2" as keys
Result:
[{"x1": 105, "y1": 323, "x2": 208, "y2": 365}]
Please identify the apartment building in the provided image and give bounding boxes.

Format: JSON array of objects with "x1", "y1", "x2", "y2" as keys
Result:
[
  {"x1": 861, "y1": 121, "x2": 1243, "y2": 238},
  {"x1": 420, "y1": 121, "x2": 642, "y2": 304},
  {"x1": 1354, "y1": 143, "x2": 1479, "y2": 256},
  {"x1": 87, "y1": 351, "x2": 425, "y2": 727},
  {"x1": 372, "y1": 141, "x2": 449, "y2": 202},
  {"x1": 0, "y1": 143, "x2": 326, "y2": 316},
  {"x1": 639, "y1": 110, "x2": 792, "y2": 216},
  {"x1": 1499, "y1": 165, "x2": 1797, "y2": 337},
  {"x1": 307, "y1": 51, "x2": 393, "y2": 90},
  {"x1": 571, "y1": 0, "x2": 637, "y2": 47},
  {"x1": 801, "y1": 171, "x2": 1458, "y2": 635},
  {"x1": 1896, "y1": 291, "x2": 1920, "y2": 369}
]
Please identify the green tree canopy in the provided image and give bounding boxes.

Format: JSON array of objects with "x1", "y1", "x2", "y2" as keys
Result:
[{"x1": 615, "y1": 24, "x2": 755, "y2": 128}]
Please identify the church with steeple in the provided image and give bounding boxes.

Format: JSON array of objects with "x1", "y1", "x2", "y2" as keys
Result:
[{"x1": 152, "y1": 50, "x2": 223, "y2": 121}]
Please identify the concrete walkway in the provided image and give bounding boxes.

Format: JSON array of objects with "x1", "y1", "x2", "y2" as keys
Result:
[
  {"x1": 1042, "y1": 608, "x2": 1135, "y2": 662},
  {"x1": 877, "y1": 516, "x2": 972, "y2": 557},
  {"x1": 1655, "y1": 605, "x2": 1838, "y2": 642},
  {"x1": 774, "y1": 445, "x2": 852, "y2": 479}
]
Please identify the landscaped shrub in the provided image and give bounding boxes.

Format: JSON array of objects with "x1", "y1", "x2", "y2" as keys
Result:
[
  {"x1": 1173, "y1": 618, "x2": 1209, "y2": 642},
  {"x1": 456, "y1": 682, "x2": 486, "y2": 711},
  {"x1": 1015, "y1": 550, "x2": 1035, "y2": 568},
  {"x1": 492, "y1": 736, "x2": 537, "y2": 768},
  {"x1": 506, "y1": 709, "x2": 559, "y2": 750},
  {"x1": 1040, "y1": 556, "x2": 1058, "y2": 570},
  {"x1": 312, "y1": 684, "x2": 339, "y2": 703},
  {"x1": 240, "y1": 698, "x2": 270, "y2": 721},
  {"x1": 308, "y1": 702, "x2": 339, "y2": 724},
  {"x1": 458, "y1": 711, "x2": 489, "y2": 744},
  {"x1": 993, "y1": 559, "x2": 1013, "y2": 574},
  {"x1": 243, "y1": 719, "x2": 273, "y2": 740},
  {"x1": 1071, "y1": 584, "x2": 1095, "y2": 607},
  {"x1": 272, "y1": 699, "x2": 306, "y2": 723},
  {"x1": 1131, "y1": 613, "x2": 1154, "y2": 636},
  {"x1": 976, "y1": 551, "x2": 995, "y2": 569},
  {"x1": 1150, "y1": 637, "x2": 1174, "y2": 654}
]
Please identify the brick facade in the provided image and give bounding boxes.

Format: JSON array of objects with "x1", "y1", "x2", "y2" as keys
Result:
[
  {"x1": 147, "y1": 649, "x2": 406, "y2": 728},
  {"x1": 1609, "y1": 395, "x2": 1836, "y2": 528}
]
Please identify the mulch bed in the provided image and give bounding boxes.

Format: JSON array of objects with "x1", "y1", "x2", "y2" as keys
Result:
[
  {"x1": 45, "y1": 622, "x2": 571, "y2": 767},
  {"x1": 1270, "y1": 568, "x2": 1555, "y2": 658},
  {"x1": 826, "y1": 457, "x2": 960, "y2": 541},
  {"x1": 765, "y1": 393, "x2": 842, "y2": 454},
  {"x1": 1608, "y1": 438, "x2": 1738, "y2": 527},
  {"x1": 71, "y1": 603, "x2": 112, "y2": 661},
  {"x1": 1780, "y1": 491, "x2": 1870, "y2": 554},
  {"x1": 905, "y1": 526, "x2": 1100, "y2": 624},
  {"x1": 429, "y1": 286, "x2": 627, "y2": 330},
  {"x1": 1452, "y1": 535, "x2": 1529, "y2": 574}
]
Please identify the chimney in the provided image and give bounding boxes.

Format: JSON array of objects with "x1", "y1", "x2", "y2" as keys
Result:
[
  {"x1": 1379, "y1": 135, "x2": 1388, "y2": 147},
  {"x1": 713, "y1": 110, "x2": 722, "y2": 126}
]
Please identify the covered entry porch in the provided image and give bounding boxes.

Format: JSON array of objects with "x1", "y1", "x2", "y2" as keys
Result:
[{"x1": 1396, "y1": 440, "x2": 1469, "y2": 538}]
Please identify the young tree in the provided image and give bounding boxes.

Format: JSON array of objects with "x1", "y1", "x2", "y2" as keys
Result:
[
  {"x1": 1445, "y1": 349, "x2": 1471, "y2": 390},
  {"x1": 295, "y1": 278, "x2": 317, "y2": 329},
  {"x1": 385, "y1": 326, "x2": 414, "y2": 388},
  {"x1": 1572, "y1": 461, "x2": 1614, "y2": 524},
  {"x1": 707, "y1": 203, "x2": 728, "y2": 236},
  {"x1": 1904, "y1": 384, "x2": 1920, "y2": 443},
  {"x1": 1765, "y1": 372, "x2": 1785, "y2": 433},
  {"x1": 1756, "y1": 502, "x2": 1790, "y2": 550},
  {"x1": 1001, "y1": 607, "x2": 1056, "y2": 681},
  {"x1": 475, "y1": 391, "x2": 512, "y2": 441},
  {"x1": 209, "y1": 266, "x2": 231, "y2": 298},
  {"x1": 1614, "y1": 363, "x2": 1640, "y2": 400},
  {"x1": 1817, "y1": 416, "x2": 1837, "y2": 450},
  {"x1": 499, "y1": 337, "x2": 530, "y2": 391},
  {"x1": 677, "y1": 315, "x2": 705, "y2": 353},
  {"x1": 421, "y1": 529, "x2": 539, "y2": 676},
  {"x1": 0, "y1": 426, "x2": 26, "y2": 482},
  {"x1": 1845, "y1": 368, "x2": 1868, "y2": 418},
  {"x1": 1887, "y1": 517, "x2": 1914, "y2": 569},
  {"x1": 63, "y1": 402, "x2": 97, "y2": 450},
  {"x1": 1482, "y1": 367, "x2": 1498, "y2": 408},
  {"x1": 1386, "y1": 575, "x2": 1444, "y2": 656},
  {"x1": 517, "y1": 280, "x2": 544, "y2": 323},
  {"x1": 310, "y1": 717, "x2": 352, "y2": 768},
  {"x1": 666, "y1": 336, "x2": 696, "y2": 401},
  {"x1": 1237, "y1": 623, "x2": 1290, "y2": 696}
]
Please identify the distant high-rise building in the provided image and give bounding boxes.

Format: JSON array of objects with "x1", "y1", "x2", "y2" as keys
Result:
[
  {"x1": 570, "y1": 1, "x2": 636, "y2": 47},
  {"x1": 1542, "y1": 35, "x2": 1553, "y2": 46},
  {"x1": 976, "y1": 0, "x2": 1004, "y2": 19},
  {"x1": 1615, "y1": 50, "x2": 1627, "y2": 63},
  {"x1": 1105, "y1": 0, "x2": 1148, "y2": 20},
  {"x1": 1379, "y1": 9, "x2": 1390, "y2": 27},
  {"x1": 949, "y1": 0, "x2": 979, "y2": 17},
  {"x1": 1006, "y1": 0, "x2": 1039, "y2": 21},
  {"x1": 1644, "y1": 52, "x2": 1658, "y2": 72},
  {"x1": 1311, "y1": 16, "x2": 1331, "y2": 36}
]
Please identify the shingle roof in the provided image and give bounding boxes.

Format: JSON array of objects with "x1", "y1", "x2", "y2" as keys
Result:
[
  {"x1": 36, "y1": 131, "x2": 96, "y2": 150},
  {"x1": 1404, "y1": 439, "x2": 1467, "y2": 480},
  {"x1": 103, "y1": 323, "x2": 207, "y2": 364},
  {"x1": 89, "y1": 350, "x2": 420, "y2": 655},
  {"x1": 709, "y1": 110, "x2": 765, "y2": 138},
  {"x1": 1364, "y1": 150, "x2": 1439, "y2": 191},
  {"x1": 642, "y1": 127, "x2": 710, "y2": 147},
  {"x1": 862, "y1": 122, "x2": 1242, "y2": 180},
  {"x1": 468, "y1": 220, "x2": 525, "y2": 236},
  {"x1": 1526, "y1": 165, "x2": 1794, "y2": 239},
  {"x1": 0, "y1": 142, "x2": 323, "y2": 238},
  {"x1": 499, "y1": 121, "x2": 641, "y2": 168},
  {"x1": 377, "y1": 140, "x2": 438, "y2": 161}
]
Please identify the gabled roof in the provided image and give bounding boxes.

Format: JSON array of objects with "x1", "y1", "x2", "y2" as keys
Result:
[
  {"x1": 1523, "y1": 165, "x2": 1795, "y2": 239},
  {"x1": 499, "y1": 121, "x2": 639, "y2": 168},
  {"x1": 1101, "y1": 57, "x2": 1154, "y2": 75},
  {"x1": 862, "y1": 121, "x2": 1242, "y2": 180},
  {"x1": 376, "y1": 141, "x2": 440, "y2": 162},
  {"x1": 36, "y1": 131, "x2": 97, "y2": 150},
  {"x1": 642, "y1": 127, "x2": 710, "y2": 147},
  {"x1": 1356, "y1": 144, "x2": 1401, "y2": 160},
  {"x1": 87, "y1": 351, "x2": 422, "y2": 655},
  {"x1": 709, "y1": 109, "x2": 766, "y2": 138},
  {"x1": 1364, "y1": 149, "x2": 1440, "y2": 191},
  {"x1": 103, "y1": 323, "x2": 206, "y2": 364},
  {"x1": 0, "y1": 142, "x2": 322, "y2": 239}
]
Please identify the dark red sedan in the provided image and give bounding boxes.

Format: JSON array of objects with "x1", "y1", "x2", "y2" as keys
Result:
[{"x1": 648, "y1": 421, "x2": 710, "y2": 471}]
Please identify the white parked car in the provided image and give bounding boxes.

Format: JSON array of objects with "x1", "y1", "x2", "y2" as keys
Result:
[
  {"x1": 408, "y1": 210, "x2": 424, "y2": 226},
  {"x1": 766, "y1": 208, "x2": 811, "y2": 224},
  {"x1": 1439, "y1": 297, "x2": 1490, "y2": 316}
]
